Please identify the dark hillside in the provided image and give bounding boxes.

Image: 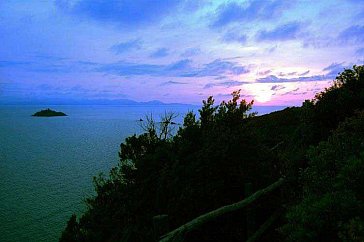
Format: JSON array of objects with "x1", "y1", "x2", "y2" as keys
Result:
[{"x1": 60, "y1": 66, "x2": 364, "y2": 242}]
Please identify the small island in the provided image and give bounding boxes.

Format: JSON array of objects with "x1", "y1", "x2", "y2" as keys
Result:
[{"x1": 32, "y1": 108, "x2": 67, "y2": 117}]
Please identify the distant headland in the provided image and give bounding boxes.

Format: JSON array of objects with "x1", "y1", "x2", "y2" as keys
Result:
[
  {"x1": 0, "y1": 98, "x2": 192, "y2": 106},
  {"x1": 32, "y1": 108, "x2": 67, "y2": 117}
]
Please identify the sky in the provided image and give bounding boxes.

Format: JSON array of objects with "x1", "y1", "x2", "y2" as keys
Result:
[{"x1": 0, "y1": 0, "x2": 363, "y2": 106}]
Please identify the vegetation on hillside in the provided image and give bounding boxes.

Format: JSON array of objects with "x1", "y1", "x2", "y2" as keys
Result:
[{"x1": 61, "y1": 66, "x2": 364, "y2": 241}]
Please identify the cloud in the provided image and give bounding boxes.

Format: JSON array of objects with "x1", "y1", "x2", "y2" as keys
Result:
[
  {"x1": 358, "y1": 10, "x2": 364, "y2": 19},
  {"x1": 211, "y1": 0, "x2": 291, "y2": 28},
  {"x1": 301, "y1": 26, "x2": 364, "y2": 49},
  {"x1": 300, "y1": 70, "x2": 310, "y2": 75},
  {"x1": 0, "y1": 60, "x2": 31, "y2": 67},
  {"x1": 338, "y1": 25, "x2": 364, "y2": 44},
  {"x1": 96, "y1": 61, "x2": 163, "y2": 76},
  {"x1": 166, "y1": 59, "x2": 192, "y2": 71},
  {"x1": 266, "y1": 45, "x2": 277, "y2": 53},
  {"x1": 323, "y1": 62, "x2": 348, "y2": 77},
  {"x1": 2, "y1": 82, "x2": 130, "y2": 103},
  {"x1": 215, "y1": 92, "x2": 254, "y2": 99},
  {"x1": 110, "y1": 39, "x2": 142, "y2": 54},
  {"x1": 256, "y1": 63, "x2": 348, "y2": 84},
  {"x1": 160, "y1": 81, "x2": 188, "y2": 86},
  {"x1": 276, "y1": 70, "x2": 309, "y2": 77},
  {"x1": 31, "y1": 55, "x2": 69, "y2": 61},
  {"x1": 282, "y1": 88, "x2": 307, "y2": 96},
  {"x1": 256, "y1": 74, "x2": 328, "y2": 83},
  {"x1": 150, "y1": 48, "x2": 169, "y2": 58},
  {"x1": 303, "y1": 25, "x2": 364, "y2": 49},
  {"x1": 1, "y1": 57, "x2": 249, "y2": 78},
  {"x1": 190, "y1": 59, "x2": 250, "y2": 77},
  {"x1": 76, "y1": 61, "x2": 100, "y2": 66},
  {"x1": 256, "y1": 22, "x2": 303, "y2": 41},
  {"x1": 96, "y1": 58, "x2": 249, "y2": 78},
  {"x1": 56, "y1": 0, "x2": 181, "y2": 27},
  {"x1": 278, "y1": 71, "x2": 297, "y2": 76},
  {"x1": 356, "y1": 48, "x2": 364, "y2": 56},
  {"x1": 222, "y1": 31, "x2": 247, "y2": 44},
  {"x1": 204, "y1": 80, "x2": 249, "y2": 89},
  {"x1": 180, "y1": 59, "x2": 250, "y2": 77},
  {"x1": 198, "y1": 59, "x2": 250, "y2": 76},
  {"x1": 0, "y1": 60, "x2": 71, "y2": 73},
  {"x1": 258, "y1": 70, "x2": 272, "y2": 75},
  {"x1": 0, "y1": 59, "x2": 98, "y2": 73},
  {"x1": 302, "y1": 36, "x2": 331, "y2": 49},
  {"x1": 180, "y1": 47, "x2": 201, "y2": 57},
  {"x1": 271, "y1": 85, "x2": 285, "y2": 91}
]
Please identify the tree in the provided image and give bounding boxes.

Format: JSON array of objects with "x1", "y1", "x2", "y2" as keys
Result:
[
  {"x1": 281, "y1": 112, "x2": 364, "y2": 241},
  {"x1": 59, "y1": 214, "x2": 80, "y2": 242},
  {"x1": 59, "y1": 90, "x2": 278, "y2": 242},
  {"x1": 312, "y1": 65, "x2": 364, "y2": 140}
]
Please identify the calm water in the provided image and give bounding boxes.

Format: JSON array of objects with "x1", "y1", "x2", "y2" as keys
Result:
[{"x1": 0, "y1": 105, "x2": 285, "y2": 242}]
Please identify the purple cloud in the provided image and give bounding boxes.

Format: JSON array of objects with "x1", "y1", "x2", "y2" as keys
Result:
[
  {"x1": 204, "y1": 80, "x2": 249, "y2": 89},
  {"x1": 271, "y1": 85, "x2": 285, "y2": 91},
  {"x1": 256, "y1": 22, "x2": 303, "y2": 41},
  {"x1": 323, "y1": 62, "x2": 347, "y2": 77},
  {"x1": 56, "y1": 0, "x2": 181, "y2": 27},
  {"x1": 222, "y1": 31, "x2": 248, "y2": 44},
  {"x1": 160, "y1": 81, "x2": 188, "y2": 86},
  {"x1": 150, "y1": 48, "x2": 169, "y2": 58},
  {"x1": 96, "y1": 59, "x2": 249, "y2": 78},
  {"x1": 258, "y1": 70, "x2": 272, "y2": 75},
  {"x1": 356, "y1": 48, "x2": 364, "y2": 56},
  {"x1": 338, "y1": 25, "x2": 364, "y2": 44},
  {"x1": 180, "y1": 48, "x2": 201, "y2": 57},
  {"x1": 110, "y1": 39, "x2": 142, "y2": 54},
  {"x1": 211, "y1": 0, "x2": 292, "y2": 28},
  {"x1": 256, "y1": 74, "x2": 328, "y2": 83}
]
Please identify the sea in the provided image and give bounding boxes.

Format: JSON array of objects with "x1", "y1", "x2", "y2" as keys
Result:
[{"x1": 0, "y1": 105, "x2": 286, "y2": 242}]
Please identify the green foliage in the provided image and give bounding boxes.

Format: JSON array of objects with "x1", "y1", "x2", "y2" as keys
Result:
[
  {"x1": 310, "y1": 65, "x2": 364, "y2": 141},
  {"x1": 60, "y1": 90, "x2": 278, "y2": 241},
  {"x1": 60, "y1": 214, "x2": 80, "y2": 242},
  {"x1": 338, "y1": 217, "x2": 364, "y2": 242},
  {"x1": 281, "y1": 113, "x2": 364, "y2": 241},
  {"x1": 60, "y1": 66, "x2": 364, "y2": 242},
  {"x1": 199, "y1": 96, "x2": 217, "y2": 127}
]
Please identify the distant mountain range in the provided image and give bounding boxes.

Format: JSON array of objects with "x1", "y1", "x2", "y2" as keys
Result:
[
  {"x1": 0, "y1": 98, "x2": 190, "y2": 106},
  {"x1": 0, "y1": 98, "x2": 288, "y2": 115}
]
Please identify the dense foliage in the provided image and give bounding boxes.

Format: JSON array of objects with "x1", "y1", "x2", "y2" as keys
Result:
[
  {"x1": 61, "y1": 66, "x2": 364, "y2": 242},
  {"x1": 280, "y1": 66, "x2": 364, "y2": 241},
  {"x1": 281, "y1": 113, "x2": 364, "y2": 241}
]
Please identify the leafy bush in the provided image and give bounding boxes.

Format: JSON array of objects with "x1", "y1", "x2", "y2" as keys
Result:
[
  {"x1": 281, "y1": 113, "x2": 364, "y2": 241},
  {"x1": 60, "y1": 66, "x2": 364, "y2": 242},
  {"x1": 60, "y1": 90, "x2": 279, "y2": 242}
]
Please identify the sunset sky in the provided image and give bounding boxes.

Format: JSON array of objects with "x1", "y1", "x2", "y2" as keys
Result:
[{"x1": 0, "y1": 0, "x2": 363, "y2": 106}]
